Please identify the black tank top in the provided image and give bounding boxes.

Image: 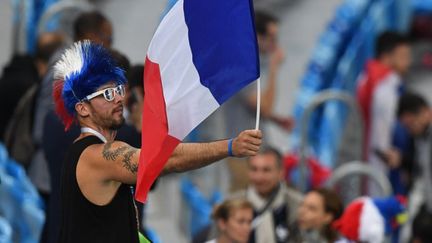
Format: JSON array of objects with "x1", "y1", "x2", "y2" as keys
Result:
[{"x1": 58, "y1": 136, "x2": 139, "y2": 243}]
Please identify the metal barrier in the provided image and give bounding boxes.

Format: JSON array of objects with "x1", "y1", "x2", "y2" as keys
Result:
[
  {"x1": 298, "y1": 89, "x2": 364, "y2": 192},
  {"x1": 326, "y1": 160, "x2": 393, "y2": 197}
]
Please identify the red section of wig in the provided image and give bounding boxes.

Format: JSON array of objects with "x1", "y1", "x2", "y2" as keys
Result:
[{"x1": 53, "y1": 80, "x2": 74, "y2": 130}]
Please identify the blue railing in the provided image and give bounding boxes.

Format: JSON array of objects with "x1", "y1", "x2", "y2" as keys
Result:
[{"x1": 0, "y1": 144, "x2": 45, "y2": 243}]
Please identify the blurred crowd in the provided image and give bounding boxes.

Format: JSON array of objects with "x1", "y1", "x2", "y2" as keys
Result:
[{"x1": 1, "y1": 0, "x2": 432, "y2": 243}]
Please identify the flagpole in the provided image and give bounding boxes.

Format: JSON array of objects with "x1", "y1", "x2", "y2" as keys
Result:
[{"x1": 255, "y1": 78, "x2": 261, "y2": 130}]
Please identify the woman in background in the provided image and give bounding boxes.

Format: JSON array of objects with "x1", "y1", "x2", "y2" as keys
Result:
[
  {"x1": 206, "y1": 198, "x2": 254, "y2": 243},
  {"x1": 295, "y1": 188, "x2": 343, "y2": 242}
]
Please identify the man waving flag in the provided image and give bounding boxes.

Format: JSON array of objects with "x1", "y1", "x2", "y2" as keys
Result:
[{"x1": 136, "y1": 0, "x2": 260, "y2": 202}]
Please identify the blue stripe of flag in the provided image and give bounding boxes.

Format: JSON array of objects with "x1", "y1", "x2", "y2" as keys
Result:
[{"x1": 183, "y1": 0, "x2": 260, "y2": 105}]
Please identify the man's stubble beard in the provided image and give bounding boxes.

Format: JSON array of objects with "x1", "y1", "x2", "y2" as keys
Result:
[
  {"x1": 108, "y1": 116, "x2": 125, "y2": 130},
  {"x1": 91, "y1": 108, "x2": 125, "y2": 131}
]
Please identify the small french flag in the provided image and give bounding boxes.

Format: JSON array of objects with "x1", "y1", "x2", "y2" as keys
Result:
[{"x1": 136, "y1": 0, "x2": 260, "y2": 202}]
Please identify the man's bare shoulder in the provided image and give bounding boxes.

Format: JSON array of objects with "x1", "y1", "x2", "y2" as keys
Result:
[{"x1": 80, "y1": 140, "x2": 133, "y2": 166}]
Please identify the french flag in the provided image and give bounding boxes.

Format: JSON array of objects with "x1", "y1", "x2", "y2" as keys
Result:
[{"x1": 136, "y1": 0, "x2": 260, "y2": 202}]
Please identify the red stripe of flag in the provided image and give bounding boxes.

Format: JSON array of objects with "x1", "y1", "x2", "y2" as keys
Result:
[{"x1": 136, "y1": 57, "x2": 180, "y2": 202}]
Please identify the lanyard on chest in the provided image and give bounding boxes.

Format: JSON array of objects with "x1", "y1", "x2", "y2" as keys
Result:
[{"x1": 81, "y1": 127, "x2": 107, "y2": 143}]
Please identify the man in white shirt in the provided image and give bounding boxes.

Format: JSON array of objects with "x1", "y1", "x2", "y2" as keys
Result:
[{"x1": 357, "y1": 31, "x2": 412, "y2": 195}]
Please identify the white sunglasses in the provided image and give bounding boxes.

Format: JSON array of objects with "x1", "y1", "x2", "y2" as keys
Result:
[{"x1": 82, "y1": 84, "x2": 126, "y2": 102}]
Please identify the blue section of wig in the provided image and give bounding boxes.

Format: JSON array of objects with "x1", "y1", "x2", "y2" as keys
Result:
[{"x1": 62, "y1": 43, "x2": 126, "y2": 116}]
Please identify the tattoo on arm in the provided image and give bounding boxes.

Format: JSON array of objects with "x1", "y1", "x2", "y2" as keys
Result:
[
  {"x1": 122, "y1": 149, "x2": 138, "y2": 173},
  {"x1": 102, "y1": 142, "x2": 139, "y2": 174},
  {"x1": 102, "y1": 142, "x2": 128, "y2": 160}
]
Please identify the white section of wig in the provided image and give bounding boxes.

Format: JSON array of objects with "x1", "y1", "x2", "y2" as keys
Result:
[{"x1": 53, "y1": 40, "x2": 89, "y2": 80}]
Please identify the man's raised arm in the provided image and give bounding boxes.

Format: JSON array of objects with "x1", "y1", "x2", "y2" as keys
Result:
[{"x1": 161, "y1": 129, "x2": 262, "y2": 175}]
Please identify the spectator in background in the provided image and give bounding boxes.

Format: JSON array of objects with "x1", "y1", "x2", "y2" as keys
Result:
[
  {"x1": 225, "y1": 10, "x2": 293, "y2": 192},
  {"x1": 291, "y1": 188, "x2": 343, "y2": 243},
  {"x1": 172, "y1": 145, "x2": 275, "y2": 243},
  {"x1": 357, "y1": 31, "x2": 412, "y2": 196},
  {"x1": 227, "y1": 147, "x2": 302, "y2": 243},
  {"x1": 73, "y1": 10, "x2": 113, "y2": 47},
  {"x1": 206, "y1": 199, "x2": 254, "y2": 243},
  {"x1": 397, "y1": 93, "x2": 432, "y2": 241},
  {"x1": 0, "y1": 32, "x2": 64, "y2": 141}
]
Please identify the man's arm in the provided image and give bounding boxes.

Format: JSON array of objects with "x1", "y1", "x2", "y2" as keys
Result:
[
  {"x1": 161, "y1": 129, "x2": 262, "y2": 175},
  {"x1": 93, "y1": 129, "x2": 262, "y2": 184}
]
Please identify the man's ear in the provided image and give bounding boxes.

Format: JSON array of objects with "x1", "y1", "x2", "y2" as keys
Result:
[{"x1": 75, "y1": 102, "x2": 90, "y2": 118}]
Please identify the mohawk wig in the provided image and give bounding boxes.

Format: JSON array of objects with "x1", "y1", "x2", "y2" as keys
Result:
[{"x1": 53, "y1": 40, "x2": 126, "y2": 130}]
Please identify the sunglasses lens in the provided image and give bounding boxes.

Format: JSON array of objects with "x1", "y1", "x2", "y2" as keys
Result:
[
  {"x1": 103, "y1": 89, "x2": 115, "y2": 101},
  {"x1": 117, "y1": 85, "x2": 125, "y2": 97}
]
